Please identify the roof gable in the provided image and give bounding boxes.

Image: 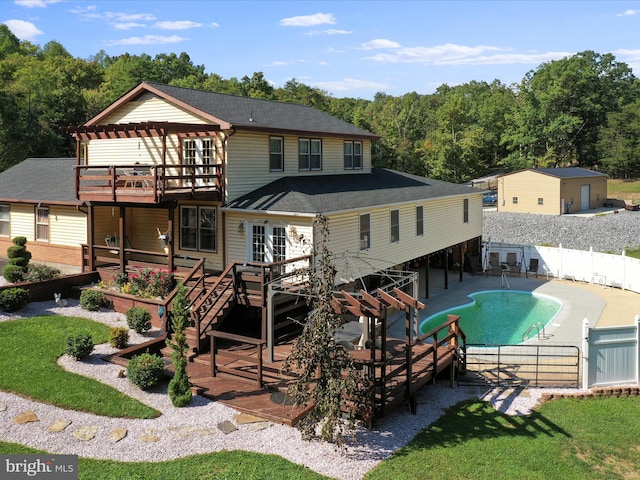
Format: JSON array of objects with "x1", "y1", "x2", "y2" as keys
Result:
[{"x1": 86, "y1": 82, "x2": 377, "y2": 139}]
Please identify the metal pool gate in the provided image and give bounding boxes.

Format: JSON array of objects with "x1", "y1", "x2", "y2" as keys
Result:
[{"x1": 460, "y1": 344, "x2": 581, "y2": 388}]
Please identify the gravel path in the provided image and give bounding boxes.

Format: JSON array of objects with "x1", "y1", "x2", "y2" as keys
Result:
[{"x1": 483, "y1": 209, "x2": 640, "y2": 253}]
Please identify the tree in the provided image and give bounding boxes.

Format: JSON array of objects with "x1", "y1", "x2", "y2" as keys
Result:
[
  {"x1": 283, "y1": 215, "x2": 371, "y2": 446},
  {"x1": 598, "y1": 99, "x2": 640, "y2": 178},
  {"x1": 166, "y1": 282, "x2": 193, "y2": 407},
  {"x1": 502, "y1": 51, "x2": 637, "y2": 170}
]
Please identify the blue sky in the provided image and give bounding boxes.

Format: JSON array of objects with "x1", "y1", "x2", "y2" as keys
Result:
[{"x1": 2, "y1": 0, "x2": 640, "y2": 99}]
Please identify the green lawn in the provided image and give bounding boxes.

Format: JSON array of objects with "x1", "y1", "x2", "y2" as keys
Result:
[
  {"x1": 0, "y1": 315, "x2": 159, "y2": 418},
  {"x1": 366, "y1": 396, "x2": 640, "y2": 480},
  {"x1": 0, "y1": 442, "x2": 328, "y2": 480}
]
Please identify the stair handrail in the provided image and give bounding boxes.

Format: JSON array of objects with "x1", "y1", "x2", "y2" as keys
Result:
[
  {"x1": 159, "y1": 257, "x2": 205, "y2": 331},
  {"x1": 191, "y1": 261, "x2": 237, "y2": 340}
]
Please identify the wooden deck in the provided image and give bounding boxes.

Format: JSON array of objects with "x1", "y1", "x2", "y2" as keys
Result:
[{"x1": 177, "y1": 332, "x2": 460, "y2": 426}]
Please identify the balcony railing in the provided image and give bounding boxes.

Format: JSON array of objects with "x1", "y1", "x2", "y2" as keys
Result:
[{"x1": 74, "y1": 163, "x2": 223, "y2": 203}]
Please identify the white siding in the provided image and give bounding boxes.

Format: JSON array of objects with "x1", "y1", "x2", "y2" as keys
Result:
[
  {"x1": 225, "y1": 132, "x2": 372, "y2": 202},
  {"x1": 103, "y1": 98, "x2": 209, "y2": 125},
  {"x1": 8, "y1": 204, "x2": 86, "y2": 246},
  {"x1": 325, "y1": 195, "x2": 483, "y2": 279},
  {"x1": 49, "y1": 206, "x2": 87, "y2": 246}
]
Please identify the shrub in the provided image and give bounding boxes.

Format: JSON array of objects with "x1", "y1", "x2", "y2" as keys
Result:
[
  {"x1": 22, "y1": 263, "x2": 61, "y2": 282},
  {"x1": 126, "y1": 306, "x2": 152, "y2": 334},
  {"x1": 64, "y1": 332, "x2": 94, "y2": 360},
  {"x1": 79, "y1": 289, "x2": 104, "y2": 311},
  {"x1": 109, "y1": 326, "x2": 129, "y2": 349},
  {"x1": 167, "y1": 283, "x2": 192, "y2": 407},
  {"x1": 126, "y1": 352, "x2": 166, "y2": 390},
  {"x1": 12, "y1": 236, "x2": 27, "y2": 247},
  {"x1": 113, "y1": 272, "x2": 129, "y2": 289},
  {"x1": 0, "y1": 287, "x2": 30, "y2": 312},
  {"x1": 2, "y1": 264, "x2": 25, "y2": 283}
]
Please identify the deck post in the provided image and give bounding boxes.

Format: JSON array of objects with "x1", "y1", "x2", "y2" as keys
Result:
[
  {"x1": 87, "y1": 205, "x2": 95, "y2": 272},
  {"x1": 267, "y1": 283, "x2": 275, "y2": 363},
  {"x1": 167, "y1": 204, "x2": 175, "y2": 273},
  {"x1": 119, "y1": 206, "x2": 126, "y2": 274}
]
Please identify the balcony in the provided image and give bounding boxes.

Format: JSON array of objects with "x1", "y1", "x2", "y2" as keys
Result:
[{"x1": 74, "y1": 163, "x2": 223, "y2": 204}]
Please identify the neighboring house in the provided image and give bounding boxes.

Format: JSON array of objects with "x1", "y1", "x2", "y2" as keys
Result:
[
  {"x1": 0, "y1": 158, "x2": 86, "y2": 273},
  {"x1": 1, "y1": 81, "x2": 483, "y2": 290},
  {"x1": 497, "y1": 167, "x2": 608, "y2": 215}
]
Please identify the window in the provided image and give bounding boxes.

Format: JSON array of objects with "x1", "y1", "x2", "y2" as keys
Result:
[
  {"x1": 180, "y1": 206, "x2": 217, "y2": 252},
  {"x1": 390, "y1": 210, "x2": 400, "y2": 242},
  {"x1": 299, "y1": 138, "x2": 322, "y2": 170},
  {"x1": 512, "y1": 197, "x2": 518, "y2": 204},
  {"x1": 359, "y1": 214, "x2": 370, "y2": 250},
  {"x1": 36, "y1": 206, "x2": 49, "y2": 241},
  {"x1": 269, "y1": 136, "x2": 284, "y2": 171},
  {"x1": 344, "y1": 141, "x2": 363, "y2": 170},
  {"x1": 252, "y1": 225, "x2": 266, "y2": 262},
  {"x1": 463, "y1": 199, "x2": 469, "y2": 224},
  {"x1": 416, "y1": 206, "x2": 424, "y2": 236},
  {"x1": 538, "y1": 197, "x2": 544, "y2": 205},
  {"x1": 182, "y1": 137, "x2": 216, "y2": 185},
  {"x1": 0, "y1": 204, "x2": 9, "y2": 237}
]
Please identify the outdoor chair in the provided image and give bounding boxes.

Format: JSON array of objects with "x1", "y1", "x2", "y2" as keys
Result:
[
  {"x1": 488, "y1": 252, "x2": 503, "y2": 275},
  {"x1": 504, "y1": 252, "x2": 521, "y2": 276},
  {"x1": 526, "y1": 258, "x2": 539, "y2": 278}
]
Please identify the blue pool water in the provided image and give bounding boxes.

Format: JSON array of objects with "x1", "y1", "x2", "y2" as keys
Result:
[{"x1": 419, "y1": 290, "x2": 562, "y2": 344}]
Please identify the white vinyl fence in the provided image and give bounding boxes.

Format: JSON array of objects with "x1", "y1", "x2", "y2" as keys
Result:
[
  {"x1": 483, "y1": 241, "x2": 640, "y2": 292},
  {"x1": 483, "y1": 241, "x2": 640, "y2": 388}
]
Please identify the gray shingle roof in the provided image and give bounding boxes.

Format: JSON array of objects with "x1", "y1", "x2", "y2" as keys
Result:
[
  {"x1": 0, "y1": 158, "x2": 79, "y2": 204},
  {"x1": 145, "y1": 82, "x2": 377, "y2": 138},
  {"x1": 529, "y1": 167, "x2": 607, "y2": 179},
  {"x1": 224, "y1": 168, "x2": 480, "y2": 214}
]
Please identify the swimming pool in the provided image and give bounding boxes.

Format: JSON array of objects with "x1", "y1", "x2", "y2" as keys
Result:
[{"x1": 419, "y1": 290, "x2": 562, "y2": 344}]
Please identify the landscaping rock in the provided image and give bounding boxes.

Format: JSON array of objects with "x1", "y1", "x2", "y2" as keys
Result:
[
  {"x1": 109, "y1": 428, "x2": 127, "y2": 443},
  {"x1": 73, "y1": 425, "x2": 98, "y2": 441},
  {"x1": 13, "y1": 410, "x2": 39, "y2": 424},
  {"x1": 217, "y1": 420, "x2": 237, "y2": 434},
  {"x1": 47, "y1": 420, "x2": 72, "y2": 432}
]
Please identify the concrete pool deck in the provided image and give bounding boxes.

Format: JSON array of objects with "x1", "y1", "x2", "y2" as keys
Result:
[{"x1": 388, "y1": 269, "x2": 640, "y2": 346}]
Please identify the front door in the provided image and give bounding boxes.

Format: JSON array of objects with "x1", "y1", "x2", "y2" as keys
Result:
[{"x1": 183, "y1": 138, "x2": 215, "y2": 186}]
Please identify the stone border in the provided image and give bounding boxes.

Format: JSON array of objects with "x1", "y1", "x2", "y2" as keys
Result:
[{"x1": 541, "y1": 385, "x2": 640, "y2": 402}]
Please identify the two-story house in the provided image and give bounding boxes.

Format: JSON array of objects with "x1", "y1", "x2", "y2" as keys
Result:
[{"x1": 2, "y1": 82, "x2": 483, "y2": 289}]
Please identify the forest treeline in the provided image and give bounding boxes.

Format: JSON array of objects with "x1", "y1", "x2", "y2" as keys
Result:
[{"x1": 1, "y1": 24, "x2": 640, "y2": 181}]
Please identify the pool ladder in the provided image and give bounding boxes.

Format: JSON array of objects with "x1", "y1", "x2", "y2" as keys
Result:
[{"x1": 522, "y1": 322, "x2": 549, "y2": 341}]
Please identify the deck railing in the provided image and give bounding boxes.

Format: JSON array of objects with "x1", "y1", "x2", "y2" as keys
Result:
[{"x1": 74, "y1": 163, "x2": 223, "y2": 202}]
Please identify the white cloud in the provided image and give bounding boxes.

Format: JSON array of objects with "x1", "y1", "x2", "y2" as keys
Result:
[
  {"x1": 306, "y1": 28, "x2": 351, "y2": 36},
  {"x1": 106, "y1": 35, "x2": 186, "y2": 46},
  {"x1": 209, "y1": 22, "x2": 219, "y2": 28},
  {"x1": 113, "y1": 22, "x2": 145, "y2": 31},
  {"x1": 363, "y1": 42, "x2": 569, "y2": 66},
  {"x1": 280, "y1": 13, "x2": 335, "y2": 27},
  {"x1": 361, "y1": 38, "x2": 401, "y2": 50},
  {"x1": 312, "y1": 77, "x2": 387, "y2": 93},
  {"x1": 2, "y1": 19, "x2": 43, "y2": 41},
  {"x1": 71, "y1": 8, "x2": 156, "y2": 22},
  {"x1": 14, "y1": 0, "x2": 60, "y2": 7},
  {"x1": 152, "y1": 20, "x2": 203, "y2": 30},
  {"x1": 617, "y1": 9, "x2": 638, "y2": 16}
]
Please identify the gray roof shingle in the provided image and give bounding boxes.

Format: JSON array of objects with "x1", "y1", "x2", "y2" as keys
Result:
[
  {"x1": 526, "y1": 167, "x2": 607, "y2": 179},
  {"x1": 0, "y1": 158, "x2": 79, "y2": 204},
  {"x1": 145, "y1": 82, "x2": 377, "y2": 138},
  {"x1": 224, "y1": 168, "x2": 480, "y2": 214}
]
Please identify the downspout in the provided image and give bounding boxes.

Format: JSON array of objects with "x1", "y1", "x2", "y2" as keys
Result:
[{"x1": 221, "y1": 127, "x2": 237, "y2": 268}]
